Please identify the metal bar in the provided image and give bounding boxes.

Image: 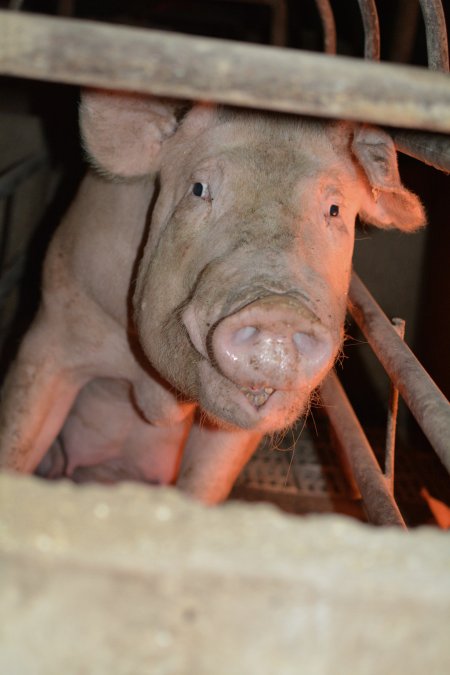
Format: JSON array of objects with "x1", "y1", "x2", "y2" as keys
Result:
[
  {"x1": 390, "y1": 0, "x2": 420, "y2": 64},
  {"x1": 0, "y1": 153, "x2": 47, "y2": 199},
  {"x1": 357, "y1": 0, "x2": 380, "y2": 60},
  {"x1": 418, "y1": 0, "x2": 449, "y2": 72},
  {"x1": 320, "y1": 372, "x2": 407, "y2": 528},
  {"x1": 389, "y1": 0, "x2": 450, "y2": 171},
  {"x1": 384, "y1": 318, "x2": 405, "y2": 493},
  {"x1": 57, "y1": 0, "x2": 76, "y2": 17},
  {"x1": 392, "y1": 130, "x2": 450, "y2": 173},
  {"x1": 220, "y1": 0, "x2": 287, "y2": 46},
  {"x1": 268, "y1": 0, "x2": 287, "y2": 47},
  {"x1": 314, "y1": 0, "x2": 337, "y2": 54},
  {"x1": 1, "y1": 12, "x2": 450, "y2": 133},
  {"x1": 348, "y1": 272, "x2": 450, "y2": 475}
]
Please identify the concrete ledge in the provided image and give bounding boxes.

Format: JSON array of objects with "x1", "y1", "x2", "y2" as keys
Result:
[{"x1": 1, "y1": 473, "x2": 449, "y2": 674}]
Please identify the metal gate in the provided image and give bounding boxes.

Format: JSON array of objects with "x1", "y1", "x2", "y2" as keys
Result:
[{"x1": 0, "y1": 0, "x2": 449, "y2": 528}]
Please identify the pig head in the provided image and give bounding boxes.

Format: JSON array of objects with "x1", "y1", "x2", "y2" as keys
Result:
[
  {"x1": 0, "y1": 90, "x2": 425, "y2": 503},
  {"x1": 83, "y1": 92, "x2": 424, "y2": 431}
]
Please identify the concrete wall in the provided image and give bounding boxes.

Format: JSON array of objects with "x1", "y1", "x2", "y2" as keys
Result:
[{"x1": 1, "y1": 474, "x2": 449, "y2": 675}]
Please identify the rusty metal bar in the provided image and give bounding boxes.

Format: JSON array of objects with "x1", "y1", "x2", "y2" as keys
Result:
[
  {"x1": 314, "y1": 0, "x2": 337, "y2": 54},
  {"x1": 392, "y1": 130, "x2": 450, "y2": 173},
  {"x1": 348, "y1": 273, "x2": 450, "y2": 475},
  {"x1": 57, "y1": 1, "x2": 76, "y2": 17},
  {"x1": 387, "y1": 0, "x2": 449, "y2": 172},
  {"x1": 418, "y1": 0, "x2": 449, "y2": 72},
  {"x1": 357, "y1": 0, "x2": 380, "y2": 60},
  {"x1": 1, "y1": 12, "x2": 450, "y2": 133},
  {"x1": 390, "y1": 0, "x2": 421, "y2": 64},
  {"x1": 267, "y1": 0, "x2": 287, "y2": 47},
  {"x1": 384, "y1": 318, "x2": 405, "y2": 493},
  {"x1": 320, "y1": 372, "x2": 407, "y2": 528}
]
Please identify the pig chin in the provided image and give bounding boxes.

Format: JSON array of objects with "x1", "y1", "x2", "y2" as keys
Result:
[{"x1": 196, "y1": 359, "x2": 312, "y2": 433}]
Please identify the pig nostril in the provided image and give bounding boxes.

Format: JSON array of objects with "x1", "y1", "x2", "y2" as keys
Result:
[
  {"x1": 292, "y1": 331, "x2": 332, "y2": 371},
  {"x1": 233, "y1": 326, "x2": 258, "y2": 344},
  {"x1": 293, "y1": 332, "x2": 318, "y2": 356}
]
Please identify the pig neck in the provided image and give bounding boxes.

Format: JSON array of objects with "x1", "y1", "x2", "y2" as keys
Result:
[
  {"x1": 41, "y1": 169, "x2": 193, "y2": 426},
  {"x1": 47, "y1": 169, "x2": 156, "y2": 330}
]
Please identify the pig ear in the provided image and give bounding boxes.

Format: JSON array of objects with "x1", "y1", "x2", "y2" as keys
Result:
[
  {"x1": 79, "y1": 89, "x2": 178, "y2": 179},
  {"x1": 352, "y1": 125, "x2": 426, "y2": 231}
]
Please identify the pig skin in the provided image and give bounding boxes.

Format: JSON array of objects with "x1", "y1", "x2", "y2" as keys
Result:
[{"x1": 0, "y1": 94, "x2": 425, "y2": 503}]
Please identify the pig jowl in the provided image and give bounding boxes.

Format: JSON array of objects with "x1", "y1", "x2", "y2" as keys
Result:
[{"x1": 164, "y1": 258, "x2": 340, "y2": 435}]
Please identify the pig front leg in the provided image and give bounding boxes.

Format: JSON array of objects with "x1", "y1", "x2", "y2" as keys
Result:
[
  {"x1": 0, "y1": 319, "x2": 85, "y2": 473},
  {"x1": 176, "y1": 418, "x2": 262, "y2": 504}
]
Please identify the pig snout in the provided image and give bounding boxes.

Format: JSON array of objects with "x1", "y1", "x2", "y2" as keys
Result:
[{"x1": 208, "y1": 295, "x2": 334, "y2": 403}]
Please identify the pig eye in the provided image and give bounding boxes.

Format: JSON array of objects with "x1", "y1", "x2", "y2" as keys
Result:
[
  {"x1": 329, "y1": 204, "x2": 339, "y2": 217},
  {"x1": 192, "y1": 182, "x2": 210, "y2": 199}
]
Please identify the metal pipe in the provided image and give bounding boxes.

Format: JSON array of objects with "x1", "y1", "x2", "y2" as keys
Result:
[
  {"x1": 390, "y1": 0, "x2": 421, "y2": 64},
  {"x1": 1, "y1": 12, "x2": 450, "y2": 133},
  {"x1": 269, "y1": 0, "x2": 287, "y2": 48},
  {"x1": 314, "y1": 0, "x2": 337, "y2": 54},
  {"x1": 348, "y1": 273, "x2": 450, "y2": 475},
  {"x1": 389, "y1": 0, "x2": 450, "y2": 173},
  {"x1": 357, "y1": 0, "x2": 380, "y2": 60},
  {"x1": 384, "y1": 318, "x2": 405, "y2": 493},
  {"x1": 57, "y1": 0, "x2": 76, "y2": 17},
  {"x1": 320, "y1": 372, "x2": 407, "y2": 528},
  {"x1": 418, "y1": 0, "x2": 449, "y2": 72},
  {"x1": 392, "y1": 130, "x2": 450, "y2": 173}
]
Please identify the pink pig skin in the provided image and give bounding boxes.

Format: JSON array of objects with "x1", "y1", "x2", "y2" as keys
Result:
[{"x1": 0, "y1": 93, "x2": 425, "y2": 503}]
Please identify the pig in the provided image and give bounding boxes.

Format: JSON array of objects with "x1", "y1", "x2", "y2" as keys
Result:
[{"x1": 0, "y1": 90, "x2": 425, "y2": 503}]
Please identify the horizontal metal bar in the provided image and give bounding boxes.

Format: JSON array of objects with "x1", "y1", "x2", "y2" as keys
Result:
[
  {"x1": 348, "y1": 272, "x2": 450, "y2": 474},
  {"x1": 320, "y1": 372, "x2": 407, "y2": 528},
  {"x1": 1, "y1": 12, "x2": 450, "y2": 132},
  {"x1": 0, "y1": 153, "x2": 48, "y2": 199},
  {"x1": 392, "y1": 130, "x2": 450, "y2": 173},
  {"x1": 419, "y1": 0, "x2": 449, "y2": 72}
]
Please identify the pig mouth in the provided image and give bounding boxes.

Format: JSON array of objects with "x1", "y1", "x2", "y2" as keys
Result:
[
  {"x1": 239, "y1": 385, "x2": 275, "y2": 409},
  {"x1": 197, "y1": 358, "x2": 310, "y2": 432},
  {"x1": 184, "y1": 290, "x2": 339, "y2": 431}
]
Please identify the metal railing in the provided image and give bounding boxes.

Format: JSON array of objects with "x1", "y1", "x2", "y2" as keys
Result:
[
  {"x1": 320, "y1": 273, "x2": 450, "y2": 528},
  {"x1": 318, "y1": 0, "x2": 450, "y2": 527},
  {"x1": 0, "y1": 1, "x2": 449, "y2": 526}
]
